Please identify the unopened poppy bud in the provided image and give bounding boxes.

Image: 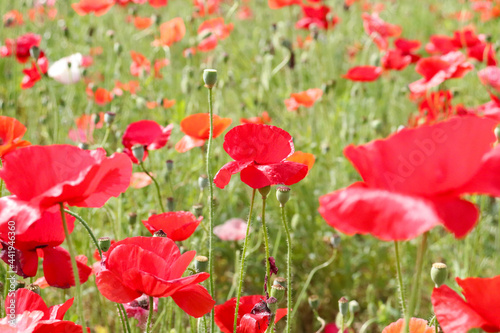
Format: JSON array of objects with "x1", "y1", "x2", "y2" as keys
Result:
[
  {"x1": 267, "y1": 296, "x2": 278, "y2": 313},
  {"x1": 131, "y1": 145, "x2": 145, "y2": 162},
  {"x1": 495, "y1": 127, "x2": 500, "y2": 140},
  {"x1": 15, "y1": 281, "x2": 25, "y2": 290},
  {"x1": 273, "y1": 277, "x2": 287, "y2": 289},
  {"x1": 349, "y1": 300, "x2": 360, "y2": 313},
  {"x1": 338, "y1": 297, "x2": 349, "y2": 316},
  {"x1": 167, "y1": 197, "x2": 175, "y2": 212},
  {"x1": 192, "y1": 204, "x2": 203, "y2": 217},
  {"x1": 30, "y1": 46, "x2": 40, "y2": 61},
  {"x1": 88, "y1": 26, "x2": 95, "y2": 37},
  {"x1": 195, "y1": 256, "x2": 208, "y2": 272},
  {"x1": 203, "y1": 69, "x2": 218, "y2": 88},
  {"x1": 98, "y1": 237, "x2": 111, "y2": 252},
  {"x1": 330, "y1": 234, "x2": 341, "y2": 248},
  {"x1": 153, "y1": 229, "x2": 167, "y2": 238},
  {"x1": 114, "y1": 42, "x2": 122, "y2": 55},
  {"x1": 271, "y1": 284, "x2": 286, "y2": 302},
  {"x1": 128, "y1": 212, "x2": 137, "y2": 226},
  {"x1": 308, "y1": 295, "x2": 320, "y2": 310},
  {"x1": 166, "y1": 160, "x2": 174, "y2": 173},
  {"x1": 153, "y1": 14, "x2": 161, "y2": 25},
  {"x1": 106, "y1": 30, "x2": 115, "y2": 39},
  {"x1": 371, "y1": 119, "x2": 383, "y2": 133},
  {"x1": 198, "y1": 175, "x2": 209, "y2": 190},
  {"x1": 92, "y1": 113, "x2": 100, "y2": 125},
  {"x1": 276, "y1": 186, "x2": 291, "y2": 207},
  {"x1": 26, "y1": 284, "x2": 40, "y2": 295},
  {"x1": 104, "y1": 112, "x2": 116, "y2": 125},
  {"x1": 258, "y1": 185, "x2": 271, "y2": 198},
  {"x1": 78, "y1": 143, "x2": 89, "y2": 150},
  {"x1": 431, "y1": 263, "x2": 447, "y2": 287}
]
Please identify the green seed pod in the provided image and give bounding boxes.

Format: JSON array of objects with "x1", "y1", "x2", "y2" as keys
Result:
[
  {"x1": 276, "y1": 186, "x2": 291, "y2": 207},
  {"x1": 338, "y1": 297, "x2": 349, "y2": 316},
  {"x1": 166, "y1": 160, "x2": 174, "y2": 173},
  {"x1": 195, "y1": 256, "x2": 208, "y2": 273},
  {"x1": 78, "y1": 143, "x2": 89, "y2": 150},
  {"x1": 198, "y1": 175, "x2": 209, "y2": 190},
  {"x1": 308, "y1": 295, "x2": 320, "y2": 310},
  {"x1": 128, "y1": 212, "x2": 137, "y2": 226},
  {"x1": 104, "y1": 112, "x2": 116, "y2": 125},
  {"x1": 258, "y1": 185, "x2": 271, "y2": 199},
  {"x1": 431, "y1": 263, "x2": 448, "y2": 287},
  {"x1": 273, "y1": 277, "x2": 287, "y2": 289},
  {"x1": 203, "y1": 69, "x2": 218, "y2": 88},
  {"x1": 267, "y1": 296, "x2": 278, "y2": 313},
  {"x1": 349, "y1": 300, "x2": 360, "y2": 313},
  {"x1": 98, "y1": 237, "x2": 111, "y2": 252},
  {"x1": 167, "y1": 197, "x2": 175, "y2": 212},
  {"x1": 153, "y1": 230, "x2": 167, "y2": 238},
  {"x1": 26, "y1": 284, "x2": 40, "y2": 295},
  {"x1": 29, "y1": 46, "x2": 40, "y2": 60},
  {"x1": 131, "y1": 145, "x2": 145, "y2": 162},
  {"x1": 192, "y1": 204, "x2": 203, "y2": 218},
  {"x1": 270, "y1": 284, "x2": 286, "y2": 303}
]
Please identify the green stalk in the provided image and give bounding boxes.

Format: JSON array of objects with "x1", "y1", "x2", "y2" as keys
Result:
[
  {"x1": 280, "y1": 205, "x2": 292, "y2": 333},
  {"x1": 233, "y1": 189, "x2": 257, "y2": 333},
  {"x1": 140, "y1": 162, "x2": 165, "y2": 213},
  {"x1": 116, "y1": 303, "x2": 130, "y2": 333},
  {"x1": 403, "y1": 232, "x2": 428, "y2": 333},
  {"x1": 100, "y1": 126, "x2": 111, "y2": 148},
  {"x1": 146, "y1": 295, "x2": 154, "y2": 333},
  {"x1": 394, "y1": 241, "x2": 407, "y2": 315},
  {"x1": 64, "y1": 209, "x2": 102, "y2": 259},
  {"x1": 118, "y1": 303, "x2": 132, "y2": 333},
  {"x1": 59, "y1": 203, "x2": 86, "y2": 327},
  {"x1": 206, "y1": 86, "x2": 216, "y2": 333},
  {"x1": 261, "y1": 195, "x2": 271, "y2": 295}
]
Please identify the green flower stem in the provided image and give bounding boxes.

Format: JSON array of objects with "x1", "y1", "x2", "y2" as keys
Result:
[
  {"x1": 116, "y1": 304, "x2": 127, "y2": 333},
  {"x1": 119, "y1": 304, "x2": 132, "y2": 333},
  {"x1": 146, "y1": 296, "x2": 154, "y2": 333},
  {"x1": 403, "y1": 232, "x2": 428, "y2": 333},
  {"x1": 280, "y1": 205, "x2": 292, "y2": 333},
  {"x1": 261, "y1": 195, "x2": 271, "y2": 295},
  {"x1": 206, "y1": 86, "x2": 216, "y2": 333},
  {"x1": 64, "y1": 209, "x2": 102, "y2": 259},
  {"x1": 313, "y1": 309, "x2": 326, "y2": 333},
  {"x1": 59, "y1": 203, "x2": 86, "y2": 327},
  {"x1": 394, "y1": 241, "x2": 407, "y2": 315},
  {"x1": 233, "y1": 189, "x2": 257, "y2": 333},
  {"x1": 265, "y1": 313, "x2": 275, "y2": 333},
  {"x1": 100, "y1": 126, "x2": 111, "y2": 148},
  {"x1": 292, "y1": 249, "x2": 337, "y2": 319},
  {"x1": 140, "y1": 162, "x2": 165, "y2": 213},
  {"x1": 340, "y1": 315, "x2": 345, "y2": 333}
]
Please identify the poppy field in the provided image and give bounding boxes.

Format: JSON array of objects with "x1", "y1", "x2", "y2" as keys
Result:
[{"x1": 1, "y1": 0, "x2": 500, "y2": 332}]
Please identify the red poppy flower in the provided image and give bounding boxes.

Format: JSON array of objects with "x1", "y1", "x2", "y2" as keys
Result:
[
  {"x1": 268, "y1": 0, "x2": 300, "y2": 9},
  {"x1": 409, "y1": 52, "x2": 473, "y2": 95},
  {"x1": 3, "y1": 10, "x2": 24, "y2": 28},
  {"x1": 382, "y1": 318, "x2": 434, "y2": 333},
  {"x1": 95, "y1": 236, "x2": 215, "y2": 317},
  {"x1": 395, "y1": 38, "x2": 421, "y2": 63},
  {"x1": 198, "y1": 35, "x2": 219, "y2": 52},
  {"x1": 68, "y1": 113, "x2": 104, "y2": 144},
  {"x1": 162, "y1": 98, "x2": 176, "y2": 108},
  {"x1": 0, "y1": 288, "x2": 87, "y2": 332},
  {"x1": 130, "y1": 51, "x2": 151, "y2": 77},
  {"x1": 240, "y1": 112, "x2": 272, "y2": 125},
  {"x1": 154, "y1": 58, "x2": 170, "y2": 78},
  {"x1": 343, "y1": 66, "x2": 382, "y2": 82},
  {"x1": 284, "y1": 88, "x2": 323, "y2": 111},
  {"x1": 122, "y1": 120, "x2": 173, "y2": 163},
  {"x1": 141, "y1": 212, "x2": 202, "y2": 241},
  {"x1": 319, "y1": 115, "x2": 500, "y2": 241},
  {"x1": 0, "y1": 199, "x2": 92, "y2": 287},
  {"x1": 467, "y1": 42, "x2": 497, "y2": 66},
  {"x1": 0, "y1": 145, "x2": 132, "y2": 210},
  {"x1": 0, "y1": 33, "x2": 41, "y2": 63},
  {"x1": 132, "y1": 16, "x2": 153, "y2": 30},
  {"x1": 286, "y1": 151, "x2": 315, "y2": 171},
  {"x1": 296, "y1": 5, "x2": 339, "y2": 30},
  {"x1": 479, "y1": 66, "x2": 500, "y2": 94},
  {"x1": 93, "y1": 87, "x2": 113, "y2": 106},
  {"x1": 149, "y1": 0, "x2": 167, "y2": 7},
  {"x1": 152, "y1": 17, "x2": 185, "y2": 47},
  {"x1": 214, "y1": 124, "x2": 308, "y2": 189},
  {"x1": 432, "y1": 276, "x2": 500, "y2": 333},
  {"x1": 214, "y1": 295, "x2": 287, "y2": 333},
  {"x1": 362, "y1": 13, "x2": 401, "y2": 50},
  {"x1": 175, "y1": 113, "x2": 232, "y2": 153},
  {"x1": 193, "y1": 0, "x2": 220, "y2": 17},
  {"x1": 198, "y1": 17, "x2": 234, "y2": 40},
  {"x1": 408, "y1": 91, "x2": 457, "y2": 127},
  {"x1": 0, "y1": 116, "x2": 31, "y2": 158},
  {"x1": 425, "y1": 35, "x2": 459, "y2": 55},
  {"x1": 72, "y1": 0, "x2": 114, "y2": 16},
  {"x1": 381, "y1": 49, "x2": 411, "y2": 71},
  {"x1": 114, "y1": 80, "x2": 140, "y2": 95}
]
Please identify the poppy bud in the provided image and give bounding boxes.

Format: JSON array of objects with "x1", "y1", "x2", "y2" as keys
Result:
[
  {"x1": 30, "y1": 46, "x2": 40, "y2": 61},
  {"x1": 198, "y1": 175, "x2": 209, "y2": 190},
  {"x1": 78, "y1": 143, "x2": 89, "y2": 150},
  {"x1": 349, "y1": 300, "x2": 360, "y2": 313},
  {"x1": 153, "y1": 14, "x2": 161, "y2": 25},
  {"x1": 128, "y1": 212, "x2": 137, "y2": 226},
  {"x1": 258, "y1": 185, "x2": 271, "y2": 198},
  {"x1": 131, "y1": 145, "x2": 145, "y2": 162},
  {"x1": 167, "y1": 197, "x2": 175, "y2": 212},
  {"x1": 495, "y1": 127, "x2": 500, "y2": 141},
  {"x1": 338, "y1": 297, "x2": 349, "y2": 316},
  {"x1": 270, "y1": 284, "x2": 286, "y2": 303},
  {"x1": 276, "y1": 186, "x2": 291, "y2": 207},
  {"x1": 114, "y1": 42, "x2": 122, "y2": 55},
  {"x1": 308, "y1": 295, "x2": 319, "y2": 310},
  {"x1": 329, "y1": 234, "x2": 341, "y2": 249},
  {"x1": 195, "y1": 256, "x2": 208, "y2": 272},
  {"x1": 273, "y1": 277, "x2": 287, "y2": 289},
  {"x1": 15, "y1": 281, "x2": 26, "y2": 291},
  {"x1": 431, "y1": 263, "x2": 447, "y2": 287},
  {"x1": 153, "y1": 229, "x2": 167, "y2": 238},
  {"x1": 192, "y1": 204, "x2": 203, "y2": 217},
  {"x1": 98, "y1": 237, "x2": 111, "y2": 252},
  {"x1": 104, "y1": 112, "x2": 116, "y2": 125},
  {"x1": 26, "y1": 284, "x2": 40, "y2": 295},
  {"x1": 88, "y1": 26, "x2": 95, "y2": 37},
  {"x1": 106, "y1": 30, "x2": 115, "y2": 39},
  {"x1": 166, "y1": 160, "x2": 174, "y2": 173},
  {"x1": 203, "y1": 69, "x2": 218, "y2": 89},
  {"x1": 267, "y1": 296, "x2": 278, "y2": 313},
  {"x1": 371, "y1": 119, "x2": 383, "y2": 133}
]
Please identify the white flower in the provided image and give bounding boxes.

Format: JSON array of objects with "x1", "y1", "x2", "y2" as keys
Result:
[{"x1": 48, "y1": 53, "x2": 83, "y2": 84}]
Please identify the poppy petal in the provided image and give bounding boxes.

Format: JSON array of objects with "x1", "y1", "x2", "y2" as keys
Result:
[
  {"x1": 214, "y1": 161, "x2": 253, "y2": 189},
  {"x1": 171, "y1": 284, "x2": 215, "y2": 318},
  {"x1": 95, "y1": 268, "x2": 142, "y2": 303},
  {"x1": 239, "y1": 162, "x2": 308, "y2": 189},
  {"x1": 457, "y1": 276, "x2": 500, "y2": 328},
  {"x1": 175, "y1": 135, "x2": 206, "y2": 153},
  {"x1": 431, "y1": 197, "x2": 479, "y2": 238},
  {"x1": 42, "y1": 247, "x2": 92, "y2": 289},
  {"x1": 343, "y1": 66, "x2": 382, "y2": 82}
]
